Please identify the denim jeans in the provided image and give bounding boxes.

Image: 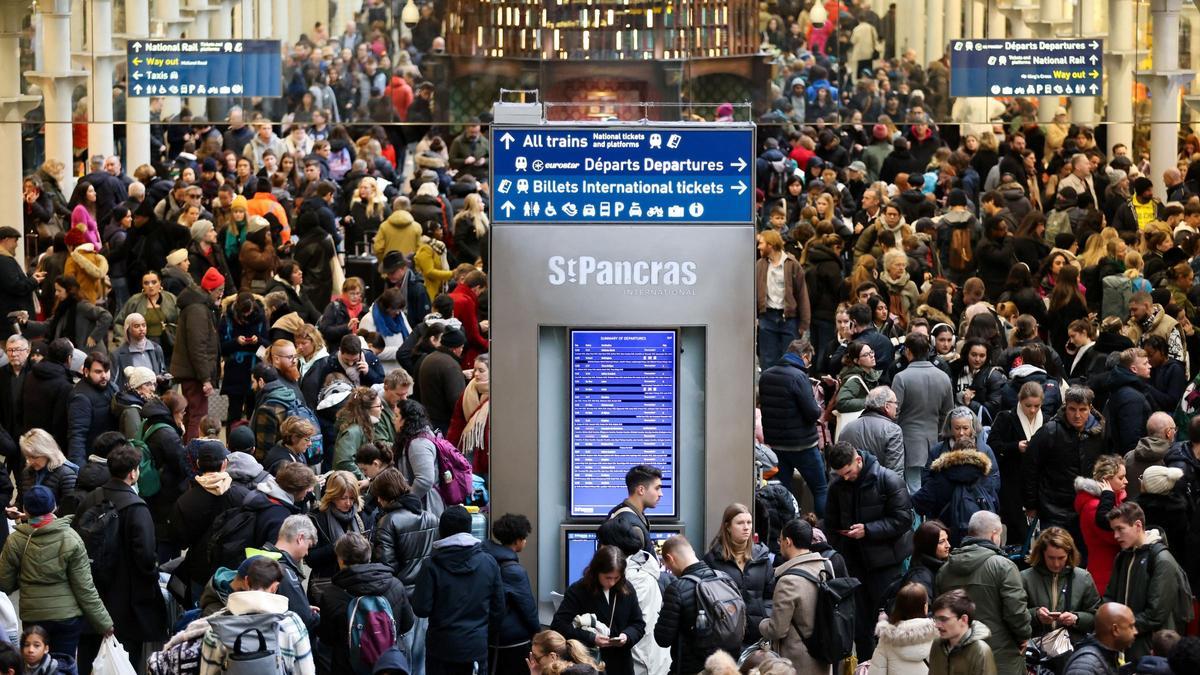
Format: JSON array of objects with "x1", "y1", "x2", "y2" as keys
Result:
[
  {"x1": 405, "y1": 616, "x2": 428, "y2": 675},
  {"x1": 758, "y1": 310, "x2": 798, "y2": 370},
  {"x1": 774, "y1": 445, "x2": 828, "y2": 517},
  {"x1": 904, "y1": 466, "x2": 924, "y2": 496}
]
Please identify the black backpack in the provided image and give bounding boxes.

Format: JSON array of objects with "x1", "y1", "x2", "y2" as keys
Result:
[
  {"x1": 785, "y1": 561, "x2": 861, "y2": 665},
  {"x1": 754, "y1": 483, "x2": 798, "y2": 555},
  {"x1": 74, "y1": 496, "x2": 128, "y2": 592},
  {"x1": 204, "y1": 503, "x2": 263, "y2": 573}
]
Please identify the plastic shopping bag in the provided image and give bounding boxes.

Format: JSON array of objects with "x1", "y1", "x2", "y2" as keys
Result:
[{"x1": 92, "y1": 635, "x2": 137, "y2": 675}]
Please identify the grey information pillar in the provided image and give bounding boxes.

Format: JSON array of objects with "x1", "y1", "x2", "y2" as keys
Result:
[{"x1": 488, "y1": 101, "x2": 756, "y2": 615}]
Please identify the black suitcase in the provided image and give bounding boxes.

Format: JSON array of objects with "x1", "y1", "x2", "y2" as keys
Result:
[{"x1": 345, "y1": 235, "x2": 380, "y2": 304}]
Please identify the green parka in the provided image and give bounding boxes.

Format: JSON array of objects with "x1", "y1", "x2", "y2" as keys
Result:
[
  {"x1": 928, "y1": 621, "x2": 997, "y2": 675},
  {"x1": 1020, "y1": 564, "x2": 1101, "y2": 644},
  {"x1": 1103, "y1": 532, "x2": 1189, "y2": 661},
  {"x1": 0, "y1": 516, "x2": 113, "y2": 631},
  {"x1": 936, "y1": 537, "x2": 1031, "y2": 675}
]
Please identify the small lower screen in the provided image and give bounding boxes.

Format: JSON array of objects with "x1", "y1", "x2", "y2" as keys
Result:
[{"x1": 564, "y1": 529, "x2": 678, "y2": 586}]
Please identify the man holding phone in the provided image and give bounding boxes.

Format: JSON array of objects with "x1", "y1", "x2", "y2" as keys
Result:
[{"x1": 300, "y1": 334, "x2": 385, "y2": 408}]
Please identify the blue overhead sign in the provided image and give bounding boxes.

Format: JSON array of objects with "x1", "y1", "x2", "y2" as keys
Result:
[
  {"x1": 490, "y1": 126, "x2": 755, "y2": 224},
  {"x1": 949, "y1": 39, "x2": 1103, "y2": 98},
  {"x1": 126, "y1": 40, "x2": 281, "y2": 98}
]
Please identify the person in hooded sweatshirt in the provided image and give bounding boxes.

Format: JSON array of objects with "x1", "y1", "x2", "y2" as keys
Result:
[
  {"x1": 169, "y1": 441, "x2": 249, "y2": 593},
  {"x1": 318, "y1": 531, "x2": 414, "y2": 673},
  {"x1": 484, "y1": 513, "x2": 542, "y2": 675},
  {"x1": 412, "y1": 505, "x2": 504, "y2": 675}
]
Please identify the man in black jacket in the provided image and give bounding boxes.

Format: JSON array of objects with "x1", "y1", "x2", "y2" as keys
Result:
[
  {"x1": 0, "y1": 227, "x2": 43, "y2": 327},
  {"x1": 606, "y1": 465, "x2": 663, "y2": 559},
  {"x1": 483, "y1": 513, "x2": 540, "y2": 673},
  {"x1": 759, "y1": 338, "x2": 828, "y2": 516},
  {"x1": 1104, "y1": 348, "x2": 1154, "y2": 456},
  {"x1": 20, "y1": 338, "x2": 74, "y2": 447},
  {"x1": 66, "y1": 352, "x2": 114, "y2": 466},
  {"x1": 74, "y1": 444, "x2": 167, "y2": 667},
  {"x1": 170, "y1": 442, "x2": 248, "y2": 590},
  {"x1": 1062, "y1": 602, "x2": 1136, "y2": 675},
  {"x1": 262, "y1": 513, "x2": 320, "y2": 633},
  {"x1": 0, "y1": 335, "x2": 30, "y2": 473},
  {"x1": 318, "y1": 532, "x2": 414, "y2": 673},
  {"x1": 412, "y1": 505, "x2": 505, "y2": 675},
  {"x1": 825, "y1": 441, "x2": 913, "y2": 660},
  {"x1": 655, "y1": 535, "x2": 743, "y2": 674}
]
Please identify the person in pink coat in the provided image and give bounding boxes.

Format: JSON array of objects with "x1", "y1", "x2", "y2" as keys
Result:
[{"x1": 68, "y1": 180, "x2": 101, "y2": 247}]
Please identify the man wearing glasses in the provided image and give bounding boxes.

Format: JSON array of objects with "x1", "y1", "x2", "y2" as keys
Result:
[{"x1": 0, "y1": 335, "x2": 29, "y2": 475}]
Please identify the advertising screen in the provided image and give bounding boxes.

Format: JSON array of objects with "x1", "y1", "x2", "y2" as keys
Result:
[{"x1": 569, "y1": 330, "x2": 677, "y2": 518}]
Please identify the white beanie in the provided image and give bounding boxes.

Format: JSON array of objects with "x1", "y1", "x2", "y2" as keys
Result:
[
  {"x1": 124, "y1": 366, "x2": 157, "y2": 391},
  {"x1": 1141, "y1": 465, "x2": 1184, "y2": 495}
]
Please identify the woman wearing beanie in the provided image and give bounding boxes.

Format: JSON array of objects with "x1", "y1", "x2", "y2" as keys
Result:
[
  {"x1": 0, "y1": 484, "x2": 113, "y2": 661},
  {"x1": 238, "y1": 216, "x2": 277, "y2": 294},
  {"x1": 112, "y1": 365, "x2": 159, "y2": 439},
  {"x1": 111, "y1": 313, "x2": 168, "y2": 391}
]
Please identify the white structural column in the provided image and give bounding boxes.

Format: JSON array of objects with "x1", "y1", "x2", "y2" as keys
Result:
[
  {"x1": 78, "y1": 0, "x2": 124, "y2": 158},
  {"x1": 154, "y1": 0, "x2": 191, "y2": 119},
  {"x1": 945, "y1": 0, "x2": 964, "y2": 42},
  {"x1": 273, "y1": 0, "x2": 294, "y2": 45},
  {"x1": 25, "y1": 0, "x2": 86, "y2": 194},
  {"x1": 333, "y1": 0, "x2": 355, "y2": 43},
  {"x1": 182, "y1": 0, "x2": 218, "y2": 115},
  {"x1": 122, "y1": 0, "x2": 151, "y2": 170},
  {"x1": 1071, "y1": 0, "x2": 1101, "y2": 125},
  {"x1": 925, "y1": 0, "x2": 945, "y2": 66},
  {"x1": 987, "y1": 0, "x2": 1005, "y2": 38},
  {"x1": 239, "y1": 0, "x2": 254, "y2": 39},
  {"x1": 1107, "y1": 0, "x2": 1136, "y2": 154},
  {"x1": 1031, "y1": 0, "x2": 1071, "y2": 123},
  {"x1": 969, "y1": 0, "x2": 985, "y2": 37},
  {"x1": 256, "y1": 0, "x2": 273, "y2": 38},
  {"x1": 0, "y1": 0, "x2": 42, "y2": 269},
  {"x1": 1146, "y1": 0, "x2": 1192, "y2": 202}
]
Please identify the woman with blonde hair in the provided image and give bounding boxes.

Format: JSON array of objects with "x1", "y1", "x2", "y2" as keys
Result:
[
  {"x1": 1075, "y1": 454, "x2": 1127, "y2": 591},
  {"x1": 702, "y1": 503, "x2": 773, "y2": 646},
  {"x1": 294, "y1": 323, "x2": 328, "y2": 378},
  {"x1": 17, "y1": 429, "x2": 78, "y2": 516},
  {"x1": 1076, "y1": 227, "x2": 1119, "y2": 269},
  {"x1": 262, "y1": 415, "x2": 317, "y2": 475},
  {"x1": 334, "y1": 386, "x2": 394, "y2": 479},
  {"x1": 318, "y1": 276, "x2": 367, "y2": 347},
  {"x1": 448, "y1": 353, "x2": 491, "y2": 475},
  {"x1": 846, "y1": 254, "x2": 878, "y2": 300},
  {"x1": 527, "y1": 629, "x2": 602, "y2": 675},
  {"x1": 347, "y1": 176, "x2": 389, "y2": 245},
  {"x1": 453, "y1": 192, "x2": 490, "y2": 267},
  {"x1": 1021, "y1": 527, "x2": 1101, "y2": 646},
  {"x1": 306, "y1": 470, "x2": 367, "y2": 599}
]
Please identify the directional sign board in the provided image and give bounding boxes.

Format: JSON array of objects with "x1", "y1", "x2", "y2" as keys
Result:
[
  {"x1": 126, "y1": 40, "x2": 281, "y2": 98},
  {"x1": 490, "y1": 126, "x2": 755, "y2": 224},
  {"x1": 949, "y1": 39, "x2": 1103, "y2": 98}
]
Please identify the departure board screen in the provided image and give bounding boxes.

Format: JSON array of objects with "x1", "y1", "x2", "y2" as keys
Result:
[{"x1": 570, "y1": 330, "x2": 676, "y2": 518}]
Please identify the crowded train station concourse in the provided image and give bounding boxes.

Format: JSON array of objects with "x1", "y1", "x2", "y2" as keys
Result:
[{"x1": 0, "y1": 0, "x2": 1197, "y2": 673}]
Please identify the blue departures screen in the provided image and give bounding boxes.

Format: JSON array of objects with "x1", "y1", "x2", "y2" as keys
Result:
[
  {"x1": 565, "y1": 529, "x2": 678, "y2": 585},
  {"x1": 570, "y1": 330, "x2": 676, "y2": 518}
]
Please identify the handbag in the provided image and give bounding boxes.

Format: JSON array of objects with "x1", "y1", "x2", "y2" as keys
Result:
[{"x1": 1033, "y1": 626, "x2": 1073, "y2": 658}]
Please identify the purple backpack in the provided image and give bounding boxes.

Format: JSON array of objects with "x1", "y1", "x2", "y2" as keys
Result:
[{"x1": 420, "y1": 432, "x2": 473, "y2": 505}]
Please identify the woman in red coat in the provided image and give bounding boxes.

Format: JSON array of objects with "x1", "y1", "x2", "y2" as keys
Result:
[
  {"x1": 1074, "y1": 454, "x2": 1127, "y2": 592},
  {"x1": 447, "y1": 354, "x2": 490, "y2": 476}
]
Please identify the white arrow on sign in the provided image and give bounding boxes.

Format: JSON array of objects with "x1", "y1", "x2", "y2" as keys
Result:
[
  {"x1": 501, "y1": 201, "x2": 515, "y2": 217},
  {"x1": 133, "y1": 84, "x2": 142, "y2": 95},
  {"x1": 732, "y1": 157, "x2": 747, "y2": 172},
  {"x1": 1090, "y1": 40, "x2": 1100, "y2": 49},
  {"x1": 132, "y1": 42, "x2": 142, "y2": 51},
  {"x1": 1090, "y1": 54, "x2": 1099, "y2": 64},
  {"x1": 733, "y1": 180, "x2": 748, "y2": 195},
  {"x1": 132, "y1": 71, "x2": 143, "y2": 80},
  {"x1": 1089, "y1": 83, "x2": 1099, "y2": 94},
  {"x1": 499, "y1": 132, "x2": 515, "y2": 150}
]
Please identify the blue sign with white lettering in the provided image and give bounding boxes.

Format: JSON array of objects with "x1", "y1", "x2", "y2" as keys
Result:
[
  {"x1": 949, "y1": 39, "x2": 1103, "y2": 98},
  {"x1": 490, "y1": 126, "x2": 755, "y2": 224},
  {"x1": 126, "y1": 40, "x2": 281, "y2": 98}
]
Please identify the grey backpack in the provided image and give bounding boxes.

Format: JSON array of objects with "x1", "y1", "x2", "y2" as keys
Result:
[
  {"x1": 683, "y1": 570, "x2": 747, "y2": 652},
  {"x1": 1101, "y1": 274, "x2": 1133, "y2": 321},
  {"x1": 202, "y1": 612, "x2": 287, "y2": 675}
]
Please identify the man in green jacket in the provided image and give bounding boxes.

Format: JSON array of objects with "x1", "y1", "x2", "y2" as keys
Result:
[
  {"x1": 936, "y1": 510, "x2": 1031, "y2": 674},
  {"x1": 929, "y1": 589, "x2": 997, "y2": 675},
  {"x1": 0, "y1": 485, "x2": 113, "y2": 659},
  {"x1": 1103, "y1": 501, "x2": 1190, "y2": 661}
]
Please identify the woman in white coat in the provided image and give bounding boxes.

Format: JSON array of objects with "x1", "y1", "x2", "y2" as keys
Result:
[{"x1": 869, "y1": 582, "x2": 937, "y2": 675}]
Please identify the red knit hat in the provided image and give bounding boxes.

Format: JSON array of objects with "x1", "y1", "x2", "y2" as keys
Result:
[
  {"x1": 64, "y1": 227, "x2": 87, "y2": 248},
  {"x1": 200, "y1": 267, "x2": 225, "y2": 292}
]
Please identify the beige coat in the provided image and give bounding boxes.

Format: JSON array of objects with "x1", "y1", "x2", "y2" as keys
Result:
[{"x1": 758, "y1": 551, "x2": 832, "y2": 675}]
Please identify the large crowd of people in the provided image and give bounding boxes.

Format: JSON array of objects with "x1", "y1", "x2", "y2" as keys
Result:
[{"x1": 0, "y1": 0, "x2": 1196, "y2": 674}]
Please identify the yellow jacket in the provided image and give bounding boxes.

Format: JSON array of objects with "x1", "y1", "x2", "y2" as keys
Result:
[
  {"x1": 414, "y1": 239, "x2": 454, "y2": 302},
  {"x1": 373, "y1": 209, "x2": 423, "y2": 260}
]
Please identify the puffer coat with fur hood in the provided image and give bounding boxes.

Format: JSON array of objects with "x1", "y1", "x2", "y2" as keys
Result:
[{"x1": 869, "y1": 617, "x2": 938, "y2": 675}]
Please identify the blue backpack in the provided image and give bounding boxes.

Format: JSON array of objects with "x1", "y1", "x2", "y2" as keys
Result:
[
  {"x1": 262, "y1": 389, "x2": 324, "y2": 467},
  {"x1": 348, "y1": 595, "x2": 399, "y2": 674},
  {"x1": 940, "y1": 480, "x2": 997, "y2": 543}
]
